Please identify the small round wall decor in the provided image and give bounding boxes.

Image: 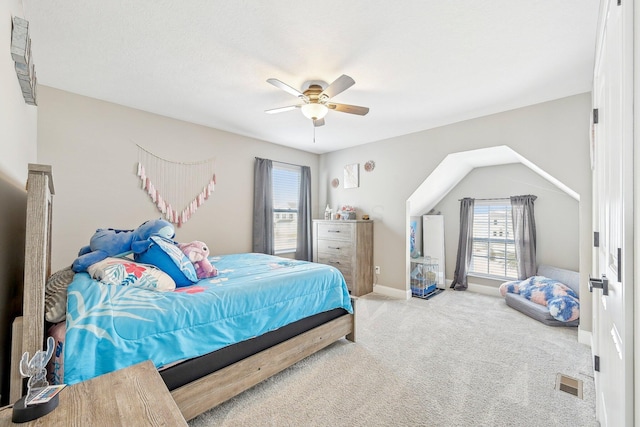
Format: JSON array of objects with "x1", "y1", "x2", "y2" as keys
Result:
[
  {"x1": 331, "y1": 178, "x2": 339, "y2": 188},
  {"x1": 364, "y1": 160, "x2": 375, "y2": 172}
]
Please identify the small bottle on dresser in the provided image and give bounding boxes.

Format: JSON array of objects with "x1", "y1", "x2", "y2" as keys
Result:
[{"x1": 324, "y1": 205, "x2": 331, "y2": 220}]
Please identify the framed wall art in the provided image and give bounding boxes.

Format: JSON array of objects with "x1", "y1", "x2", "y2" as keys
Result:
[{"x1": 344, "y1": 163, "x2": 359, "y2": 189}]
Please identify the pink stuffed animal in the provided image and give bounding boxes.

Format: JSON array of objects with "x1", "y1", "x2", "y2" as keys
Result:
[{"x1": 177, "y1": 241, "x2": 218, "y2": 279}]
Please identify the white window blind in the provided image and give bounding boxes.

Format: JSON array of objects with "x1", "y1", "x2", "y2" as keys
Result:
[
  {"x1": 470, "y1": 200, "x2": 517, "y2": 279},
  {"x1": 272, "y1": 162, "x2": 301, "y2": 254}
]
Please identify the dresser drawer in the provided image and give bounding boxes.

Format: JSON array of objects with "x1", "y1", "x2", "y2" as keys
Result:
[
  {"x1": 316, "y1": 222, "x2": 353, "y2": 241},
  {"x1": 316, "y1": 239, "x2": 354, "y2": 257},
  {"x1": 317, "y1": 253, "x2": 353, "y2": 275},
  {"x1": 317, "y1": 254, "x2": 354, "y2": 290}
]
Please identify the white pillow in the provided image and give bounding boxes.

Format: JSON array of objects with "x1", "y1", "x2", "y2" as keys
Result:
[{"x1": 87, "y1": 257, "x2": 176, "y2": 291}]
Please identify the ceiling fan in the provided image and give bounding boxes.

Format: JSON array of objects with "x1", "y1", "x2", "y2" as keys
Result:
[{"x1": 265, "y1": 74, "x2": 369, "y2": 127}]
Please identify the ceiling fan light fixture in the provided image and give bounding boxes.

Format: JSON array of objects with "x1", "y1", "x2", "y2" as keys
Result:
[{"x1": 301, "y1": 103, "x2": 328, "y2": 121}]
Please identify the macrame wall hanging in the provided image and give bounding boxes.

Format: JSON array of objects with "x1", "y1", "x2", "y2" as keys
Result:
[{"x1": 136, "y1": 145, "x2": 216, "y2": 227}]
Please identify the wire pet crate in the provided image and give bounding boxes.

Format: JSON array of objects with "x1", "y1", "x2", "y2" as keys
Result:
[{"x1": 410, "y1": 258, "x2": 438, "y2": 298}]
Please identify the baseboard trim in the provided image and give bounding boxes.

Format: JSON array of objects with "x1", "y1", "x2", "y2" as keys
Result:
[
  {"x1": 578, "y1": 327, "x2": 592, "y2": 347},
  {"x1": 467, "y1": 282, "x2": 501, "y2": 297},
  {"x1": 373, "y1": 284, "x2": 411, "y2": 300},
  {"x1": 373, "y1": 283, "x2": 499, "y2": 300},
  {"x1": 444, "y1": 279, "x2": 501, "y2": 297}
]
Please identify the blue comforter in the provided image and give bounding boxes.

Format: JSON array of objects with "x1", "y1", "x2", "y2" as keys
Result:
[{"x1": 64, "y1": 253, "x2": 352, "y2": 385}]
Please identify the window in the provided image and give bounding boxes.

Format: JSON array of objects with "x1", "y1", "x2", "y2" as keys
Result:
[
  {"x1": 470, "y1": 200, "x2": 517, "y2": 279},
  {"x1": 272, "y1": 162, "x2": 301, "y2": 254}
]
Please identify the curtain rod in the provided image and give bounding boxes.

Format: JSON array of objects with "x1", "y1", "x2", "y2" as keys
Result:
[
  {"x1": 457, "y1": 197, "x2": 510, "y2": 201},
  {"x1": 255, "y1": 157, "x2": 309, "y2": 169}
]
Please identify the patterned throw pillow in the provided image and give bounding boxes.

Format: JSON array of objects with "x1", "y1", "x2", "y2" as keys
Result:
[
  {"x1": 134, "y1": 236, "x2": 198, "y2": 287},
  {"x1": 548, "y1": 296, "x2": 580, "y2": 322},
  {"x1": 44, "y1": 267, "x2": 76, "y2": 323},
  {"x1": 518, "y1": 276, "x2": 578, "y2": 305},
  {"x1": 499, "y1": 280, "x2": 521, "y2": 297},
  {"x1": 87, "y1": 257, "x2": 176, "y2": 291}
]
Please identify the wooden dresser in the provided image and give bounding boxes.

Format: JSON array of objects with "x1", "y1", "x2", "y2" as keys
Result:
[{"x1": 313, "y1": 220, "x2": 373, "y2": 296}]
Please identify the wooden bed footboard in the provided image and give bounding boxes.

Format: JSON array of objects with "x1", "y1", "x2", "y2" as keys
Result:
[{"x1": 173, "y1": 305, "x2": 355, "y2": 421}]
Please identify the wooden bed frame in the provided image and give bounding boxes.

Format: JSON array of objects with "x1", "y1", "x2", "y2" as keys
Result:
[{"x1": 10, "y1": 163, "x2": 356, "y2": 421}]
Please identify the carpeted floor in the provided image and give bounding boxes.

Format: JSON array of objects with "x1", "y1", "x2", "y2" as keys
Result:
[{"x1": 188, "y1": 290, "x2": 597, "y2": 426}]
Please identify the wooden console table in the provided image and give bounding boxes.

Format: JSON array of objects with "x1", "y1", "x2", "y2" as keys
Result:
[{"x1": 0, "y1": 360, "x2": 187, "y2": 426}]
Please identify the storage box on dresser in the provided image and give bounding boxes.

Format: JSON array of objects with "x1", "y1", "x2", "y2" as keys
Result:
[{"x1": 313, "y1": 220, "x2": 373, "y2": 296}]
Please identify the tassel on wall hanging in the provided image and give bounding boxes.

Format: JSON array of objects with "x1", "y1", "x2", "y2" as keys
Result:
[{"x1": 136, "y1": 145, "x2": 216, "y2": 227}]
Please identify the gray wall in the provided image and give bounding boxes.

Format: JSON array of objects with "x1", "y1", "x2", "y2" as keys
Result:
[
  {"x1": 0, "y1": 0, "x2": 38, "y2": 404},
  {"x1": 319, "y1": 93, "x2": 592, "y2": 332},
  {"x1": 36, "y1": 86, "x2": 320, "y2": 272},
  {"x1": 1, "y1": 3, "x2": 37, "y2": 185},
  {"x1": 434, "y1": 163, "x2": 580, "y2": 282}
]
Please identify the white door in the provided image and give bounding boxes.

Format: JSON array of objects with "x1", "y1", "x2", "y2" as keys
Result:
[{"x1": 592, "y1": 0, "x2": 634, "y2": 425}]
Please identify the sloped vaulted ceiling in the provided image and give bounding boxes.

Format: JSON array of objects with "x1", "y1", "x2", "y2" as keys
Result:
[{"x1": 407, "y1": 145, "x2": 580, "y2": 217}]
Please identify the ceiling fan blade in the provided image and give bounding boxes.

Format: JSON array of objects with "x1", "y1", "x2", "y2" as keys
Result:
[
  {"x1": 264, "y1": 105, "x2": 302, "y2": 114},
  {"x1": 313, "y1": 118, "x2": 325, "y2": 127},
  {"x1": 320, "y1": 74, "x2": 355, "y2": 99},
  {"x1": 327, "y1": 103, "x2": 369, "y2": 116},
  {"x1": 267, "y1": 78, "x2": 309, "y2": 102}
]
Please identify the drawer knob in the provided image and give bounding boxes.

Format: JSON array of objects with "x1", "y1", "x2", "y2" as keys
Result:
[{"x1": 330, "y1": 261, "x2": 341, "y2": 265}]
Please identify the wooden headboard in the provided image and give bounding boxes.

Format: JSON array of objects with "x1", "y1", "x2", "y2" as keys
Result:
[{"x1": 10, "y1": 164, "x2": 54, "y2": 403}]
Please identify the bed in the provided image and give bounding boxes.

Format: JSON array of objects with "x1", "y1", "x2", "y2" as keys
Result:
[{"x1": 10, "y1": 164, "x2": 356, "y2": 421}]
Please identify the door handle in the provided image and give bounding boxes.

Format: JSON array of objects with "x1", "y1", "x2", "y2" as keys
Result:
[{"x1": 589, "y1": 275, "x2": 609, "y2": 296}]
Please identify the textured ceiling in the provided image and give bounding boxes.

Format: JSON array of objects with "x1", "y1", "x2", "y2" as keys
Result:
[{"x1": 22, "y1": 1, "x2": 600, "y2": 154}]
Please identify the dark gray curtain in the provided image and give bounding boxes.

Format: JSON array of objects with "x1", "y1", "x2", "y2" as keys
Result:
[
  {"x1": 295, "y1": 166, "x2": 312, "y2": 261},
  {"x1": 511, "y1": 195, "x2": 537, "y2": 279},
  {"x1": 252, "y1": 158, "x2": 274, "y2": 254},
  {"x1": 451, "y1": 198, "x2": 475, "y2": 290}
]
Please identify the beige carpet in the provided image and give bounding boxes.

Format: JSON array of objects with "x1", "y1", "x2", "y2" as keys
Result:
[{"x1": 188, "y1": 290, "x2": 597, "y2": 426}]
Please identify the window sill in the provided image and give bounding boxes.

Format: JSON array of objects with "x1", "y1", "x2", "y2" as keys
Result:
[
  {"x1": 468, "y1": 272, "x2": 517, "y2": 283},
  {"x1": 275, "y1": 250, "x2": 296, "y2": 258}
]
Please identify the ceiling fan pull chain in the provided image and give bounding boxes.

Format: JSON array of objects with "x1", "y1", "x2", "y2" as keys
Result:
[{"x1": 313, "y1": 123, "x2": 316, "y2": 143}]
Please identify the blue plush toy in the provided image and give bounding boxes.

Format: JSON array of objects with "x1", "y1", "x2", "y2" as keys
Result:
[{"x1": 72, "y1": 219, "x2": 175, "y2": 272}]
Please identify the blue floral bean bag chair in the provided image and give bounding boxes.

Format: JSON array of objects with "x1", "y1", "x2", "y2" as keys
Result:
[{"x1": 500, "y1": 275, "x2": 580, "y2": 323}]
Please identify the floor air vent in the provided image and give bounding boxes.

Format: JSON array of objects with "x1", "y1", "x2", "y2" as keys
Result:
[{"x1": 556, "y1": 374, "x2": 583, "y2": 399}]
